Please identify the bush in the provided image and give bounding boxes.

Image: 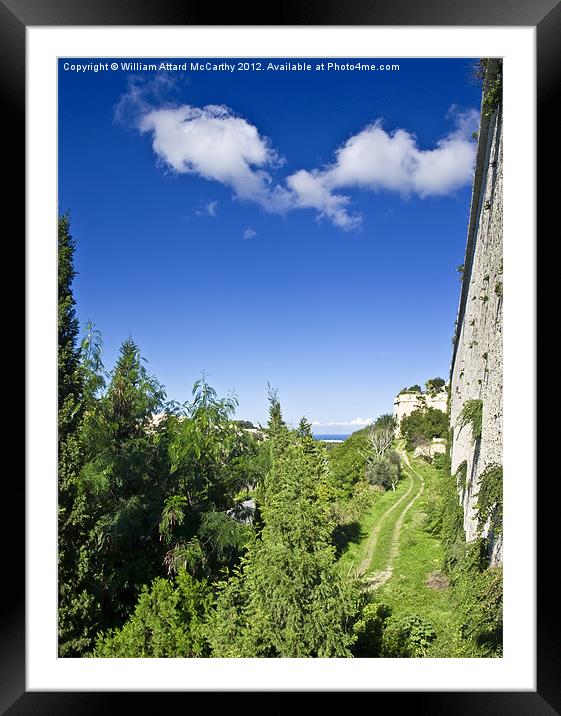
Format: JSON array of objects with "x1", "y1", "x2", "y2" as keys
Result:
[
  {"x1": 425, "y1": 377, "x2": 446, "y2": 394},
  {"x1": 92, "y1": 570, "x2": 213, "y2": 657},
  {"x1": 381, "y1": 613, "x2": 437, "y2": 657},
  {"x1": 352, "y1": 602, "x2": 392, "y2": 657},
  {"x1": 476, "y1": 464, "x2": 503, "y2": 535},
  {"x1": 400, "y1": 407, "x2": 448, "y2": 450},
  {"x1": 460, "y1": 565, "x2": 503, "y2": 656},
  {"x1": 432, "y1": 452, "x2": 447, "y2": 471},
  {"x1": 327, "y1": 427, "x2": 371, "y2": 496},
  {"x1": 399, "y1": 385, "x2": 422, "y2": 394},
  {"x1": 365, "y1": 450, "x2": 400, "y2": 491}
]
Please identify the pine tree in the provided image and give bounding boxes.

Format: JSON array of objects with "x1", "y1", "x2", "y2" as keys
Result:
[
  {"x1": 209, "y1": 440, "x2": 359, "y2": 657},
  {"x1": 58, "y1": 213, "x2": 90, "y2": 656},
  {"x1": 76, "y1": 337, "x2": 168, "y2": 632},
  {"x1": 297, "y1": 416, "x2": 313, "y2": 438},
  {"x1": 92, "y1": 570, "x2": 213, "y2": 657}
]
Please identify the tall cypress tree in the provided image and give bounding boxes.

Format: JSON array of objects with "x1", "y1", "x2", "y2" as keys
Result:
[
  {"x1": 58, "y1": 213, "x2": 83, "y2": 439},
  {"x1": 58, "y1": 213, "x2": 88, "y2": 655}
]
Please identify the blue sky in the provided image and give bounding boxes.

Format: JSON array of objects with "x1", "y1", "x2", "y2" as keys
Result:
[{"x1": 59, "y1": 58, "x2": 482, "y2": 432}]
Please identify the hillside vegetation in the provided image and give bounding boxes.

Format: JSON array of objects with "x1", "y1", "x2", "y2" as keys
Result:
[{"x1": 59, "y1": 214, "x2": 501, "y2": 658}]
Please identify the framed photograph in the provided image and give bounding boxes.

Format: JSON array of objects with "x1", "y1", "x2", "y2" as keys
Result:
[{"x1": 7, "y1": 0, "x2": 555, "y2": 710}]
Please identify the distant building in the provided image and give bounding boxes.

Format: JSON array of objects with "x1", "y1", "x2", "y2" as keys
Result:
[{"x1": 393, "y1": 389, "x2": 448, "y2": 436}]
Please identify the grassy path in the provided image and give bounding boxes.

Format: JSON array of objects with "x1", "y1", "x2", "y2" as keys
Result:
[
  {"x1": 338, "y1": 468, "x2": 414, "y2": 580},
  {"x1": 362, "y1": 451, "x2": 425, "y2": 590},
  {"x1": 355, "y1": 468, "x2": 416, "y2": 578},
  {"x1": 337, "y1": 450, "x2": 468, "y2": 656},
  {"x1": 374, "y1": 455, "x2": 468, "y2": 656},
  {"x1": 342, "y1": 447, "x2": 424, "y2": 590}
]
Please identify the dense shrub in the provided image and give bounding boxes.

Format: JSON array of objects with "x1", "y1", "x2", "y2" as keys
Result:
[
  {"x1": 365, "y1": 450, "x2": 401, "y2": 491},
  {"x1": 92, "y1": 570, "x2": 213, "y2": 657},
  {"x1": 381, "y1": 613, "x2": 437, "y2": 657},
  {"x1": 400, "y1": 407, "x2": 448, "y2": 450},
  {"x1": 352, "y1": 602, "x2": 392, "y2": 657}
]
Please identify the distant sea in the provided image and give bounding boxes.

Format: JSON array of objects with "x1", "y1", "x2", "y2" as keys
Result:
[{"x1": 313, "y1": 434, "x2": 351, "y2": 443}]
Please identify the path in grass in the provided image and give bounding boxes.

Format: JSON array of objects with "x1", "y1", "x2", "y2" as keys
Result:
[
  {"x1": 339, "y1": 447, "x2": 424, "y2": 587},
  {"x1": 361, "y1": 449, "x2": 425, "y2": 590},
  {"x1": 338, "y1": 450, "x2": 469, "y2": 655},
  {"x1": 374, "y1": 455, "x2": 468, "y2": 656},
  {"x1": 338, "y1": 469, "x2": 409, "y2": 579}
]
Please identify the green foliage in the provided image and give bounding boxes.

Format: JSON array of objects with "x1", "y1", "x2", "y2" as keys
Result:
[
  {"x1": 460, "y1": 565, "x2": 503, "y2": 656},
  {"x1": 92, "y1": 570, "x2": 213, "y2": 657},
  {"x1": 424, "y1": 457, "x2": 466, "y2": 574},
  {"x1": 400, "y1": 407, "x2": 448, "y2": 450},
  {"x1": 69, "y1": 366, "x2": 257, "y2": 651},
  {"x1": 297, "y1": 416, "x2": 313, "y2": 438},
  {"x1": 399, "y1": 385, "x2": 422, "y2": 394},
  {"x1": 431, "y1": 452, "x2": 446, "y2": 471},
  {"x1": 458, "y1": 399, "x2": 483, "y2": 442},
  {"x1": 209, "y1": 440, "x2": 360, "y2": 657},
  {"x1": 159, "y1": 495, "x2": 188, "y2": 541},
  {"x1": 381, "y1": 613, "x2": 437, "y2": 657},
  {"x1": 455, "y1": 460, "x2": 468, "y2": 493},
  {"x1": 374, "y1": 413, "x2": 397, "y2": 431},
  {"x1": 352, "y1": 601, "x2": 392, "y2": 657},
  {"x1": 476, "y1": 464, "x2": 503, "y2": 535},
  {"x1": 58, "y1": 213, "x2": 83, "y2": 432},
  {"x1": 80, "y1": 321, "x2": 106, "y2": 405},
  {"x1": 234, "y1": 420, "x2": 256, "y2": 430},
  {"x1": 426, "y1": 448, "x2": 503, "y2": 657},
  {"x1": 58, "y1": 213, "x2": 89, "y2": 656},
  {"x1": 482, "y1": 61, "x2": 502, "y2": 117},
  {"x1": 327, "y1": 426, "x2": 371, "y2": 497},
  {"x1": 425, "y1": 377, "x2": 446, "y2": 394},
  {"x1": 365, "y1": 450, "x2": 401, "y2": 491}
]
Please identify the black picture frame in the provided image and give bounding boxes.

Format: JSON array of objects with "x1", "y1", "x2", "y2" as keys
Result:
[{"x1": 7, "y1": 0, "x2": 554, "y2": 711}]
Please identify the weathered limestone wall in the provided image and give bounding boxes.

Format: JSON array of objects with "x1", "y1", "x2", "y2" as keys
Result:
[{"x1": 449, "y1": 68, "x2": 503, "y2": 566}]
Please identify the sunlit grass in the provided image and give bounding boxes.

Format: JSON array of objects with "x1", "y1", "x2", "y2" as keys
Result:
[
  {"x1": 375, "y1": 456, "x2": 470, "y2": 657},
  {"x1": 337, "y1": 474, "x2": 411, "y2": 577}
]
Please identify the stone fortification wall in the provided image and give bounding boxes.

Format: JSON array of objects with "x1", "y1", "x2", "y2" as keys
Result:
[{"x1": 449, "y1": 62, "x2": 503, "y2": 565}]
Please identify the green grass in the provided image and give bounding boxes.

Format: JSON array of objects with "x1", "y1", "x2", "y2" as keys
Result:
[
  {"x1": 337, "y1": 474, "x2": 411, "y2": 578},
  {"x1": 368, "y1": 467, "x2": 422, "y2": 574},
  {"x1": 374, "y1": 456, "x2": 469, "y2": 657},
  {"x1": 337, "y1": 450, "x2": 479, "y2": 657}
]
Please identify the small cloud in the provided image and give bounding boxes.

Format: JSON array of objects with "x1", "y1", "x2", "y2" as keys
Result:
[
  {"x1": 195, "y1": 200, "x2": 218, "y2": 217},
  {"x1": 243, "y1": 227, "x2": 257, "y2": 240},
  {"x1": 311, "y1": 417, "x2": 373, "y2": 428}
]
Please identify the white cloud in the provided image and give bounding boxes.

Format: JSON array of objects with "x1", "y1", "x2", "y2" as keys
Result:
[
  {"x1": 243, "y1": 227, "x2": 256, "y2": 240},
  {"x1": 120, "y1": 78, "x2": 478, "y2": 232},
  {"x1": 311, "y1": 417, "x2": 374, "y2": 427},
  {"x1": 139, "y1": 104, "x2": 289, "y2": 211},
  {"x1": 286, "y1": 108, "x2": 479, "y2": 228},
  {"x1": 286, "y1": 170, "x2": 362, "y2": 230}
]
